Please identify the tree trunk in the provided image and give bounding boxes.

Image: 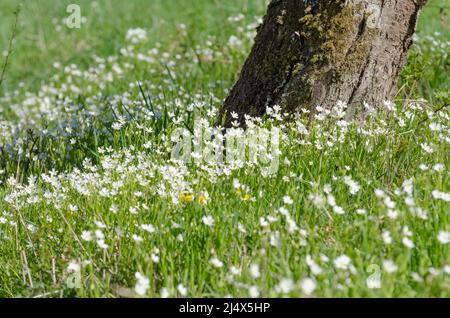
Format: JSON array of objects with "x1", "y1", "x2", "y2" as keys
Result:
[{"x1": 219, "y1": 0, "x2": 427, "y2": 126}]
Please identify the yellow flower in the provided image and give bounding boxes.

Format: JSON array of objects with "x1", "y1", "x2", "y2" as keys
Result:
[
  {"x1": 243, "y1": 194, "x2": 251, "y2": 201},
  {"x1": 179, "y1": 194, "x2": 194, "y2": 204},
  {"x1": 198, "y1": 194, "x2": 207, "y2": 205}
]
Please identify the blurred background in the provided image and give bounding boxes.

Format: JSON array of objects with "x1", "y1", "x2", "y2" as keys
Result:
[{"x1": 0, "y1": 0, "x2": 448, "y2": 95}]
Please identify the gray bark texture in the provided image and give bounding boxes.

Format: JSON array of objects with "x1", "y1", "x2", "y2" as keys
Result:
[{"x1": 219, "y1": 0, "x2": 427, "y2": 126}]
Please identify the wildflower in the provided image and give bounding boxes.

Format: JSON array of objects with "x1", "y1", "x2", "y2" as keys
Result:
[
  {"x1": 140, "y1": 224, "x2": 156, "y2": 233},
  {"x1": 228, "y1": 35, "x2": 243, "y2": 49},
  {"x1": 383, "y1": 260, "x2": 398, "y2": 273},
  {"x1": 250, "y1": 264, "x2": 260, "y2": 278},
  {"x1": 420, "y1": 143, "x2": 434, "y2": 154},
  {"x1": 132, "y1": 234, "x2": 143, "y2": 243},
  {"x1": 209, "y1": 257, "x2": 224, "y2": 268},
  {"x1": 334, "y1": 255, "x2": 351, "y2": 270},
  {"x1": 444, "y1": 266, "x2": 450, "y2": 275},
  {"x1": 356, "y1": 209, "x2": 367, "y2": 215},
  {"x1": 160, "y1": 288, "x2": 170, "y2": 298},
  {"x1": 276, "y1": 278, "x2": 294, "y2": 294},
  {"x1": 366, "y1": 275, "x2": 381, "y2": 289},
  {"x1": 270, "y1": 232, "x2": 281, "y2": 247},
  {"x1": 67, "y1": 261, "x2": 81, "y2": 273},
  {"x1": 438, "y1": 231, "x2": 450, "y2": 244},
  {"x1": 432, "y1": 190, "x2": 450, "y2": 202},
  {"x1": 283, "y1": 196, "x2": 293, "y2": 205},
  {"x1": 230, "y1": 266, "x2": 241, "y2": 276},
  {"x1": 382, "y1": 231, "x2": 392, "y2": 245},
  {"x1": 198, "y1": 192, "x2": 209, "y2": 205},
  {"x1": 126, "y1": 28, "x2": 148, "y2": 44},
  {"x1": 94, "y1": 220, "x2": 106, "y2": 229},
  {"x1": 374, "y1": 189, "x2": 385, "y2": 198},
  {"x1": 177, "y1": 284, "x2": 188, "y2": 296},
  {"x1": 134, "y1": 272, "x2": 150, "y2": 296},
  {"x1": 300, "y1": 278, "x2": 316, "y2": 295},
  {"x1": 259, "y1": 217, "x2": 269, "y2": 228},
  {"x1": 306, "y1": 255, "x2": 323, "y2": 275},
  {"x1": 429, "y1": 122, "x2": 443, "y2": 131},
  {"x1": 179, "y1": 194, "x2": 194, "y2": 203},
  {"x1": 402, "y1": 237, "x2": 415, "y2": 249},
  {"x1": 202, "y1": 215, "x2": 215, "y2": 227},
  {"x1": 333, "y1": 205, "x2": 346, "y2": 215},
  {"x1": 248, "y1": 286, "x2": 259, "y2": 298},
  {"x1": 97, "y1": 240, "x2": 109, "y2": 250},
  {"x1": 81, "y1": 230, "x2": 92, "y2": 242},
  {"x1": 343, "y1": 176, "x2": 360, "y2": 195}
]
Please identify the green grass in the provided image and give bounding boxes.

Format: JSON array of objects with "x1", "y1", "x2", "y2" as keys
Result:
[{"x1": 0, "y1": 0, "x2": 449, "y2": 297}]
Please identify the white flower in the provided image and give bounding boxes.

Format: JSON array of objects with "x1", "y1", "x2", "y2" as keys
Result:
[
  {"x1": 134, "y1": 272, "x2": 150, "y2": 296},
  {"x1": 382, "y1": 231, "x2": 392, "y2": 244},
  {"x1": 126, "y1": 28, "x2": 148, "y2": 44},
  {"x1": 327, "y1": 194, "x2": 336, "y2": 207},
  {"x1": 374, "y1": 189, "x2": 385, "y2": 198},
  {"x1": 334, "y1": 255, "x2": 351, "y2": 270},
  {"x1": 356, "y1": 208, "x2": 367, "y2": 215},
  {"x1": 276, "y1": 278, "x2": 294, "y2": 294},
  {"x1": 202, "y1": 215, "x2": 215, "y2": 227},
  {"x1": 248, "y1": 285, "x2": 259, "y2": 298},
  {"x1": 250, "y1": 264, "x2": 260, "y2": 278},
  {"x1": 306, "y1": 255, "x2": 323, "y2": 275},
  {"x1": 160, "y1": 288, "x2": 170, "y2": 298},
  {"x1": 403, "y1": 226, "x2": 413, "y2": 237},
  {"x1": 366, "y1": 274, "x2": 381, "y2": 289},
  {"x1": 438, "y1": 231, "x2": 450, "y2": 244},
  {"x1": 81, "y1": 230, "x2": 92, "y2": 241},
  {"x1": 132, "y1": 234, "x2": 143, "y2": 243},
  {"x1": 402, "y1": 237, "x2": 415, "y2": 249},
  {"x1": 230, "y1": 266, "x2": 241, "y2": 276},
  {"x1": 300, "y1": 278, "x2": 316, "y2": 295},
  {"x1": 94, "y1": 220, "x2": 106, "y2": 229},
  {"x1": 67, "y1": 261, "x2": 81, "y2": 273},
  {"x1": 97, "y1": 239, "x2": 108, "y2": 250},
  {"x1": 151, "y1": 253, "x2": 160, "y2": 263},
  {"x1": 432, "y1": 190, "x2": 450, "y2": 202},
  {"x1": 177, "y1": 284, "x2": 188, "y2": 296},
  {"x1": 333, "y1": 205, "x2": 346, "y2": 215},
  {"x1": 228, "y1": 35, "x2": 243, "y2": 49},
  {"x1": 383, "y1": 260, "x2": 398, "y2": 273},
  {"x1": 444, "y1": 265, "x2": 450, "y2": 275},
  {"x1": 209, "y1": 257, "x2": 224, "y2": 268},
  {"x1": 429, "y1": 122, "x2": 443, "y2": 131},
  {"x1": 140, "y1": 224, "x2": 156, "y2": 233},
  {"x1": 420, "y1": 143, "x2": 434, "y2": 154},
  {"x1": 259, "y1": 217, "x2": 269, "y2": 227},
  {"x1": 343, "y1": 176, "x2": 360, "y2": 195},
  {"x1": 270, "y1": 232, "x2": 281, "y2": 247},
  {"x1": 283, "y1": 196, "x2": 293, "y2": 205},
  {"x1": 402, "y1": 179, "x2": 413, "y2": 195}
]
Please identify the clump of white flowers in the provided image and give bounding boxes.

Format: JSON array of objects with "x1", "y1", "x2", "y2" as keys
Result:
[{"x1": 126, "y1": 28, "x2": 148, "y2": 44}]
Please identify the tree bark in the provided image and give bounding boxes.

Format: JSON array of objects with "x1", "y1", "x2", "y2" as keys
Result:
[{"x1": 219, "y1": 0, "x2": 427, "y2": 126}]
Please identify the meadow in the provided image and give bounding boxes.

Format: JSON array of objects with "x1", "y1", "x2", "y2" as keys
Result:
[{"x1": 0, "y1": 0, "x2": 449, "y2": 297}]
